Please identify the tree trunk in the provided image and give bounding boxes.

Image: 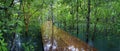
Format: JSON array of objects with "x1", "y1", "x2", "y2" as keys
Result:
[
  {"x1": 64, "y1": 17, "x2": 67, "y2": 31},
  {"x1": 105, "y1": 17, "x2": 108, "y2": 36},
  {"x1": 76, "y1": 0, "x2": 79, "y2": 37},
  {"x1": 86, "y1": 0, "x2": 91, "y2": 43},
  {"x1": 50, "y1": 0, "x2": 54, "y2": 50},
  {"x1": 92, "y1": 18, "x2": 98, "y2": 42},
  {"x1": 70, "y1": 2, "x2": 75, "y2": 34}
]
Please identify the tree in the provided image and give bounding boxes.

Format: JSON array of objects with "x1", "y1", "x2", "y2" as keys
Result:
[{"x1": 86, "y1": 0, "x2": 91, "y2": 43}]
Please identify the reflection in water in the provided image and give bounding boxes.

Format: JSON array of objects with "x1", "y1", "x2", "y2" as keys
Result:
[
  {"x1": 80, "y1": 48, "x2": 85, "y2": 51},
  {"x1": 68, "y1": 46, "x2": 79, "y2": 51},
  {"x1": 52, "y1": 39, "x2": 57, "y2": 50},
  {"x1": 15, "y1": 34, "x2": 21, "y2": 50},
  {"x1": 44, "y1": 39, "x2": 86, "y2": 51},
  {"x1": 11, "y1": 34, "x2": 21, "y2": 51},
  {"x1": 44, "y1": 40, "x2": 52, "y2": 51},
  {"x1": 44, "y1": 39, "x2": 57, "y2": 51}
]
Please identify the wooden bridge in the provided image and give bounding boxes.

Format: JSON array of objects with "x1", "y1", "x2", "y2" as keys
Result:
[{"x1": 41, "y1": 21, "x2": 97, "y2": 51}]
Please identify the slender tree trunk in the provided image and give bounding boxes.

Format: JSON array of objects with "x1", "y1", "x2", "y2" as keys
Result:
[
  {"x1": 63, "y1": 17, "x2": 67, "y2": 31},
  {"x1": 40, "y1": 0, "x2": 44, "y2": 51},
  {"x1": 111, "y1": 16, "x2": 115, "y2": 34},
  {"x1": 92, "y1": 18, "x2": 98, "y2": 42},
  {"x1": 72, "y1": 15, "x2": 74, "y2": 32},
  {"x1": 22, "y1": 2, "x2": 28, "y2": 38},
  {"x1": 105, "y1": 17, "x2": 108, "y2": 36},
  {"x1": 50, "y1": 0, "x2": 54, "y2": 50},
  {"x1": 70, "y1": 2, "x2": 75, "y2": 34},
  {"x1": 86, "y1": 0, "x2": 91, "y2": 43},
  {"x1": 76, "y1": 0, "x2": 79, "y2": 37}
]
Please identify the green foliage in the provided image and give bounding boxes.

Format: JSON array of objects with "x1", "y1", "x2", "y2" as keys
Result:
[
  {"x1": 0, "y1": 33, "x2": 8, "y2": 51},
  {"x1": 22, "y1": 43, "x2": 34, "y2": 51}
]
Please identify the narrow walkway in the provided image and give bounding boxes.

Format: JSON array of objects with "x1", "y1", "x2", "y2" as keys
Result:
[{"x1": 41, "y1": 21, "x2": 97, "y2": 51}]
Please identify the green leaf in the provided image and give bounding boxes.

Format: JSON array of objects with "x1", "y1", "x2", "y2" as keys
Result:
[
  {"x1": 0, "y1": 33, "x2": 3, "y2": 38},
  {"x1": 17, "y1": 20, "x2": 24, "y2": 26}
]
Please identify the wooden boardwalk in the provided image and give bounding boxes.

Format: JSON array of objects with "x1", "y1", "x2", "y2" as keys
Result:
[{"x1": 41, "y1": 21, "x2": 97, "y2": 51}]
